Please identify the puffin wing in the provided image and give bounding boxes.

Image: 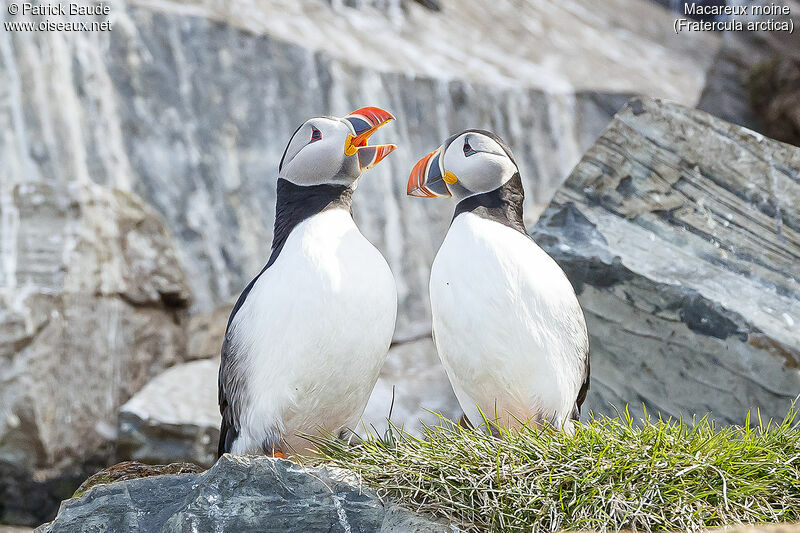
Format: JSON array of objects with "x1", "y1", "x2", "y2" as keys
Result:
[
  {"x1": 572, "y1": 349, "x2": 590, "y2": 420},
  {"x1": 570, "y1": 298, "x2": 591, "y2": 420},
  {"x1": 217, "y1": 270, "x2": 264, "y2": 458},
  {"x1": 217, "y1": 208, "x2": 296, "y2": 458},
  {"x1": 217, "y1": 335, "x2": 237, "y2": 458}
]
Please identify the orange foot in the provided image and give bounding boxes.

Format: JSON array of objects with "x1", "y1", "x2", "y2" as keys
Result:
[{"x1": 271, "y1": 449, "x2": 286, "y2": 460}]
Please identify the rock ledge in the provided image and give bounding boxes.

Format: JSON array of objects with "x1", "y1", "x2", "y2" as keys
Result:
[{"x1": 36, "y1": 456, "x2": 454, "y2": 532}]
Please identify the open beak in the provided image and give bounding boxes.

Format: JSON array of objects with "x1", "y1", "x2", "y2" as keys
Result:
[
  {"x1": 344, "y1": 106, "x2": 397, "y2": 171},
  {"x1": 407, "y1": 147, "x2": 454, "y2": 198}
]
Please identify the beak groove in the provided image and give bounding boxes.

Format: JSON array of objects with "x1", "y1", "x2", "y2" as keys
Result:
[
  {"x1": 407, "y1": 148, "x2": 452, "y2": 198},
  {"x1": 346, "y1": 106, "x2": 395, "y2": 135}
]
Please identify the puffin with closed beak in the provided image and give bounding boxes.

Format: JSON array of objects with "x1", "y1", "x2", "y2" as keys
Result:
[
  {"x1": 218, "y1": 107, "x2": 398, "y2": 458},
  {"x1": 407, "y1": 129, "x2": 590, "y2": 432}
]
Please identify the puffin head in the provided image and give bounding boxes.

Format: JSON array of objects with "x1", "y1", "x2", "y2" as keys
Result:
[
  {"x1": 406, "y1": 129, "x2": 518, "y2": 201},
  {"x1": 279, "y1": 106, "x2": 396, "y2": 187}
]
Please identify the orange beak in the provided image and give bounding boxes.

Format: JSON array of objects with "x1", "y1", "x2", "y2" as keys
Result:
[
  {"x1": 407, "y1": 147, "x2": 453, "y2": 198},
  {"x1": 344, "y1": 106, "x2": 397, "y2": 171}
]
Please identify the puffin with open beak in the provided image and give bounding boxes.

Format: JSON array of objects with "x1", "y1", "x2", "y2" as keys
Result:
[
  {"x1": 408, "y1": 129, "x2": 590, "y2": 432},
  {"x1": 218, "y1": 107, "x2": 398, "y2": 459}
]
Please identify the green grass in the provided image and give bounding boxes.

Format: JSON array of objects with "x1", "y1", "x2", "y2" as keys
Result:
[{"x1": 312, "y1": 405, "x2": 800, "y2": 532}]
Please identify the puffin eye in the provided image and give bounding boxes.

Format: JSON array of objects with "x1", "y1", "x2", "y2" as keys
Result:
[
  {"x1": 310, "y1": 127, "x2": 322, "y2": 142},
  {"x1": 463, "y1": 141, "x2": 474, "y2": 156}
]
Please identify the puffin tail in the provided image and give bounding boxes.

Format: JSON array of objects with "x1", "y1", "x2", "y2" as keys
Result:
[{"x1": 217, "y1": 414, "x2": 238, "y2": 459}]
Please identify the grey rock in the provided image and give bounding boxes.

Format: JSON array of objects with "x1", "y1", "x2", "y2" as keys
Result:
[
  {"x1": 38, "y1": 455, "x2": 454, "y2": 533},
  {"x1": 186, "y1": 304, "x2": 232, "y2": 361},
  {"x1": 533, "y1": 97, "x2": 800, "y2": 424},
  {"x1": 0, "y1": 181, "x2": 189, "y2": 524},
  {"x1": 0, "y1": 181, "x2": 189, "y2": 468},
  {"x1": 117, "y1": 360, "x2": 221, "y2": 468}
]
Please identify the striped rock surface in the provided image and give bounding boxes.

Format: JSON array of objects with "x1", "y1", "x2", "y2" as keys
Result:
[{"x1": 533, "y1": 97, "x2": 800, "y2": 424}]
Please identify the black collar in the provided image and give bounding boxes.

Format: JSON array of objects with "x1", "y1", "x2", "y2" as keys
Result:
[
  {"x1": 453, "y1": 172, "x2": 527, "y2": 235},
  {"x1": 267, "y1": 178, "x2": 353, "y2": 268},
  {"x1": 224, "y1": 178, "x2": 353, "y2": 331}
]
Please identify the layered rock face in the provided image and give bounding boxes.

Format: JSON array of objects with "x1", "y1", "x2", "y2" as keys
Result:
[
  {"x1": 533, "y1": 97, "x2": 800, "y2": 424},
  {"x1": 0, "y1": 181, "x2": 190, "y2": 469},
  {"x1": 36, "y1": 456, "x2": 453, "y2": 533},
  {"x1": 0, "y1": 0, "x2": 719, "y2": 329},
  {"x1": 0, "y1": 182, "x2": 190, "y2": 523}
]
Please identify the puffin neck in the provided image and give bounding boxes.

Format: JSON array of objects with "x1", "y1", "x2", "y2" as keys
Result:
[
  {"x1": 267, "y1": 178, "x2": 354, "y2": 268},
  {"x1": 453, "y1": 172, "x2": 527, "y2": 235}
]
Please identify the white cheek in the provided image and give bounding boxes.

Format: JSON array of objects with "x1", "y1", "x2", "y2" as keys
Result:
[
  {"x1": 312, "y1": 142, "x2": 343, "y2": 173},
  {"x1": 285, "y1": 141, "x2": 343, "y2": 183},
  {"x1": 488, "y1": 156, "x2": 516, "y2": 182},
  {"x1": 447, "y1": 152, "x2": 515, "y2": 194},
  {"x1": 444, "y1": 148, "x2": 468, "y2": 179}
]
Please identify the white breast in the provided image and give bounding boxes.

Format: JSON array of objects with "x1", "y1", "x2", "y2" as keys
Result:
[
  {"x1": 430, "y1": 213, "x2": 588, "y2": 429},
  {"x1": 228, "y1": 209, "x2": 397, "y2": 455}
]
